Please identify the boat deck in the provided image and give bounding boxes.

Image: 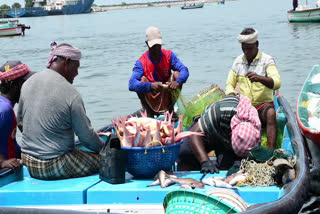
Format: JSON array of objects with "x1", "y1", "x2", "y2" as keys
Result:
[{"x1": 0, "y1": 166, "x2": 283, "y2": 207}]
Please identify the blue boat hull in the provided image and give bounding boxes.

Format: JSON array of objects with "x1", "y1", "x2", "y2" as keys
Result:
[
  {"x1": 7, "y1": 0, "x2": 93, "y2": 18},
  {"x1": 0, "y1": 95, "x2": 310, "y2": 213}
]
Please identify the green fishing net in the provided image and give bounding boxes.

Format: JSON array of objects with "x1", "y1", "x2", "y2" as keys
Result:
[{"x1": 176, "y1": 84, "x2": 225, "y2": 130}]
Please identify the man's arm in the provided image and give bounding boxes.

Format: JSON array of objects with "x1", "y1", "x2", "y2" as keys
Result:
[
  {"x1": 128, "y1": 61, "x2": 152, "y2": 93},
  {"x1": 246, "y1": 64, "x2": 281, "y2": 90},
  {"x1": 170, "y1": 52, "x2": 189, "y2": 85},
  {"x1": 71, "y1": 95, "x2": 104, "y2": 153},
  {"x1": 189, "y1": 123, "x2": 219, "y2": 174},
  {"x1": 225, "y1": 69, "x2": 237, "y2": 95},
  {"x1": 17, "y1": 99, "x2": 23, "y2": 132},
  {"x1": 189, "y1": 123, "x2": 209, "y2": 163},
  {"x1": 0, "y1": 153, "x2": 21, "y2": 170}
]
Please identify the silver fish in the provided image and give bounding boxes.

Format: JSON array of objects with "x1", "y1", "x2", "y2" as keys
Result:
[
  {"x1": 167, "y1": 175, "x2": 205, "y2": 189},
  {"x1": 202, "y1": 177, "x2": 233, "y2": 189},
  {"x1": 147, "y1": 170, "x2": 176, "y2": 188}
]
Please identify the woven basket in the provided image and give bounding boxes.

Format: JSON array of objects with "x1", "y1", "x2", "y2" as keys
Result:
[
  {"x1": 122, "y1": 141, "x2": 182, "y2": 178},
  {"x1": 163, "y1": 189, "x2": 240, "y2": 214}
]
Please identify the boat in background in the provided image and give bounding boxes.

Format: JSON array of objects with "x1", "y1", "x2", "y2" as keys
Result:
[
  {"x1": 288, "y1": 0, "x2": 320, "y2": 22},
  {"x1": 181, "y1": 2, "x2": 204, "y2": 10},
  {"x1": 296, "y1": 64, "x2": 320, "y2": 145},
  {"x1": 0, "y1": 20, "x2": 22, "y2": 37},
  {"x1": 7, "y1": 0, "x2": 94, "y2": 18}
]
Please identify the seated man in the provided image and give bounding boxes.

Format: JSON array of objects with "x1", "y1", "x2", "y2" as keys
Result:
[
  {"x1": 178, "y1": 95, "x2": 261, "y2": 173},
  {"x1": 129, "y1": 26, "x2": 189, "y2": 119},
  {"x1": 17, "y1": 42, "x2": 104, "y2": 180},
  {"x1": 225, "y1": 28, "x2": 281, "y2": 150},
  {"x1": 0, "y1": 60, "x2": 34, "y2": 170}
]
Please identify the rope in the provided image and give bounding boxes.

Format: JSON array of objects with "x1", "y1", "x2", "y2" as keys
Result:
[{"x1": 239, "y1": 159, "x2": 276, "y2": 186}]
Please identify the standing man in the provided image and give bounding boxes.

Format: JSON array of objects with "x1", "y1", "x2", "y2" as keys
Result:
[
  {"x1": 0, "y1": 61, "x2": 34, "y2": 170},
  {"x1": 18, "y1": 42, "x2": 105, "y2": 180},
  {"x1": 129, "y1": 26, "x2": 189, "y2": 119},
  {"x1": 225, "y1": 28, "x2": 281, "y2": 150}
]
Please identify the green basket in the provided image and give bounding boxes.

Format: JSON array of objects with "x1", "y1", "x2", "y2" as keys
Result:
[{"x1": 163, "y1": 189, "x2": 240, "y2": 214}]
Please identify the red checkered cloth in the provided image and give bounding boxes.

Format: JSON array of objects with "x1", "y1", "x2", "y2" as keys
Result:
[
  {"x1": 0, "y1": 64, "x2": 31, "y2": 81},
  {"x1": 230, "y1": 95, "x2": 261, "y2": 157}
]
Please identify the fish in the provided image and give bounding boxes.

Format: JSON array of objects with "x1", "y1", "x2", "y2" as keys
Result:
[
  {"x1": 111, "y1": 112, "x2": 204, "y2": 148},
  {"x1": 202, "y1": 177, "x2": 234, "y2": 189},
  {"x1": 167, "y1": 175, "x2": 205, "y2": 189},
  {"x1": 225, "y1": 170, "x2": 244, "y2": 183},
  {"x1": 228, "y1": 173, "x2": 248, "y2": 186},
  {"x1": 180, "y1": 184, "x2": 193, "y2": 189},
  {"x1": 147, "y1": 170, "x2": 176, "y2": 188}
]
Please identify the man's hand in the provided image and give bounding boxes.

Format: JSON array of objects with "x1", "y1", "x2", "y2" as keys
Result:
[
  {"x1": 166, "y1": 81, "x2": 180, "y2": 90},
  {"x1": 150, "y1": 82, "x2": 163, "y2": 92},
  {"x1": 0, "y1": 158, "x2": 22, "y2": 170},
  {"x1": 246, "y1": 72, "x2": 261, "y2": 83},
  {"x1": 200, "y1": 160, "x2": 219, "y2": 174}
]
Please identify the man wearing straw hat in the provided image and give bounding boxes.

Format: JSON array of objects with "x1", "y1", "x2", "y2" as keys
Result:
[
  {"x1": 225, "y1": 27, "x2": 281, "y2": 150},
  {"x1": 129, "y1": 26, "x2": 189, "y2": 120},
  {"x1": 0, "y1": 60, "x2": 34, "y2": 170}
]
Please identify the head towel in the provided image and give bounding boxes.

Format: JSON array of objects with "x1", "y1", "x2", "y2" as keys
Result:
[
  {"x1": 46, "y1": 42, "x2": 82, "y2": 68},
  {"x1": 237, "y1": 30, "x2": 258, "y2": 44}
]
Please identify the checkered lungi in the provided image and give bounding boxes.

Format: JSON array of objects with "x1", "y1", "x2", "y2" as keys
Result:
[{"x1": 21, "y1": 149, "x2": 99, "y2": 180}]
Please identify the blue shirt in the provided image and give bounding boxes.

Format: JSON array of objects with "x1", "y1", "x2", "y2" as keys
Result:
[
  {"x1": 0, "y1": 96, "x2": 19, "y2": 160},
  {"x1": 129, "y1": 50, "x2": 189, "y2": 93}
]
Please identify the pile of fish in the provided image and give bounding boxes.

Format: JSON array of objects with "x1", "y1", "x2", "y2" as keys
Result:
[
  {"x1": 147, "y1": 170, "x2": 247, "y2": 189},
  {"x1": 111, "y1": 111, "x2": 204, "y2": 148}
]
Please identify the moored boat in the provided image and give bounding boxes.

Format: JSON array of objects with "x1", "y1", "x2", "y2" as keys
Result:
[
  {"x1": 288, "y1": 1, "x2": 320, "y2": 22},
  {"x1": 0, "y1": 20, "x2": 22, "y2": 37},
  {"x1": 296, "y1": 64, "x2": 320, "y2": 145},
  {"x1": 0, "y1": 94, "x2": 310, "y2": 213},
  {"x1": 181, "y1": 3, "x2": 204, "y2": 10}
]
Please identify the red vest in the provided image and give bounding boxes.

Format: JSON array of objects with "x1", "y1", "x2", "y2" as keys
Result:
[{"x1": 138, "y1": 49, "x2": 172, "y2": 83}]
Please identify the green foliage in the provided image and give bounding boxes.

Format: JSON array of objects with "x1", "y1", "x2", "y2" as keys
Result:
[
  {"x1": 25, "y1": 0, "x2": 34, "y2": 8},
  {"x1": 0, "y1": 4, "x2": 10, "y2": 10},
  {"x1": 147, "y1": 3, "x2": 153, "y2": 6},
  {"x1": 121, "y1": 2, "x2": 127, "y2": 6},
  {"x1": 12, "y1": 3, "x2": 21, "y2": 9}
]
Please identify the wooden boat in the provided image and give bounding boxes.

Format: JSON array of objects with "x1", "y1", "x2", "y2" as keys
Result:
[
  {"x1": 0, "y1": 20, "x2": 22, "y2": 37},
  {"x1": 288, "y1": 3, "x2": 320, "y2": 22},
  {"x1": 0, "y1": 95, "x2": 310, "y2": 213},
  {"x1": 296, "y1": 64, "x2": 320, "y2": 144},
  {"x1": 181, "y1": 3, "x2": 204, "y2": 10}
]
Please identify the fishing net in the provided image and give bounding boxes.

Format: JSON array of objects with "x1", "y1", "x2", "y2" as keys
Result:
[
  {"x1": 176, "y1": 84, "x2": 225, "y2": 130},
  {"x1": 238, "y1": 159, "x2": 276, "y2": 187},
  {"x1": 237, "y1": 149, "x2": 296, "y2": 187}
]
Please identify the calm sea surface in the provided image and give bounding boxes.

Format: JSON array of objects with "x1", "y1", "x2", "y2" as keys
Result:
[{"x1": 1, "y1": 0, "x2": 320, "y2": 130}]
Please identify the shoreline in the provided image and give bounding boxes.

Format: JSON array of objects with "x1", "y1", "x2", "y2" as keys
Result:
[{"x1": 92, "y1": 0, "x2": 229, "y2": 12}]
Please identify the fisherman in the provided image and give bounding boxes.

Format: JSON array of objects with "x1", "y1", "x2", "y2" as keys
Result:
[
  {"x1": 225, "y1": 28, "x2": 281, "y2": 150},
  {"x1": 178, "y1": 95, "x2": 261, "y2": 173},
  {"x1": 17, "y1": 42, "x2": 105, "y2": 180},
  {"x1": 129, "y1": 26, "x2": 189, "y2": 120},
  {"x1": 293, "y1": 0, "x2": 298, "y2": 10},
  {"x1": 0, "y1": 60, "x2": 34, "y2": 170}
]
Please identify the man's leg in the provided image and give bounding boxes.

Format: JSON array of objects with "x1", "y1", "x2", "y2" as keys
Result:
[
  {"x1": 21, "y1": 149, "x2": 99, "y2": 180},
  {"x1": 137, "y1": 92, "x2": 156, "y2": 118},
  {"x1": 259, "y1": 105, "x2": 277, "y2": 150}
]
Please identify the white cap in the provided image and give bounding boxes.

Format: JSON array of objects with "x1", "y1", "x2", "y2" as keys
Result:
[{"x1": 145, "y1": 26, "x2": 162, "y2": 48}]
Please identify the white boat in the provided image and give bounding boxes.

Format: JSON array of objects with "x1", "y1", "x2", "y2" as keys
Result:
[{"x1": 0, "y1": 20, "x2": 22, "y2": 37}]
